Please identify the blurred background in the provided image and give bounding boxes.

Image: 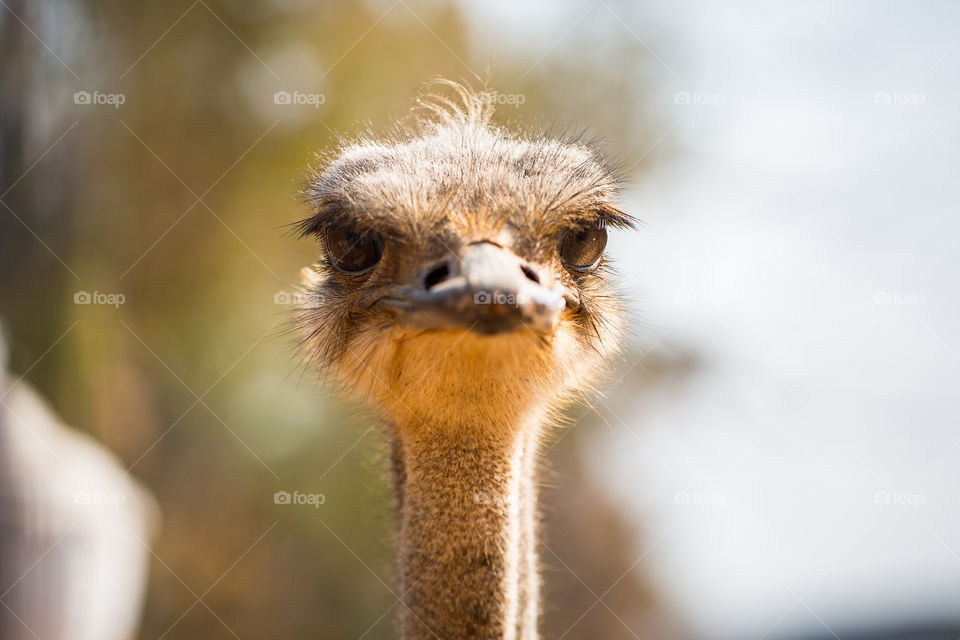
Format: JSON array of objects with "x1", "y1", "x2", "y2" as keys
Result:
[{"x1": 1, "y1": 1, "x2": 958, "y2": 639}]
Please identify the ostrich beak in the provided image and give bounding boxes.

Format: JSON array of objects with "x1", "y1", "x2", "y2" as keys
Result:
[{"x1": 370, "y1": 242, "x2": 579, "y2": 335}]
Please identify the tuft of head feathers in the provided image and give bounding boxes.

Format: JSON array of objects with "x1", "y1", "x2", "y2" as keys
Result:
[
  {"x1": 298, "y1": 78, "x2": 633, "y2": 240},
  {"x1": 292, "y1": 79, "x2": 634, "y2": 440}
]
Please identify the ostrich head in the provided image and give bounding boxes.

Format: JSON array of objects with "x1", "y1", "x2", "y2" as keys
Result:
[
  {"x1": 295, "y1": 80, "x2": 632, "y2": 438},
  {"x1": 293, "y1": 79, "x2": 635, "y2": 640}
]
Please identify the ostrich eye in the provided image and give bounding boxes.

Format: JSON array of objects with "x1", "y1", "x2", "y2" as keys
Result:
[
  {"x1": 324, "y1": 223, "x2": 384, "y2": 274},
  {"x1": 558, "y1": 221, "x2": 607, "y2": 272}
]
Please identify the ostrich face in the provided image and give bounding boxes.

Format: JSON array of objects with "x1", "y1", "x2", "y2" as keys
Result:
[{"x1": 296, "y1": 85, "x2": 633, "y2": 436}]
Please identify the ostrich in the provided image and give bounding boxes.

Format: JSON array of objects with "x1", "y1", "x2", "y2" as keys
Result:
[{"x1": 294, "y1": 80, "x2": 633, "y2": 640}]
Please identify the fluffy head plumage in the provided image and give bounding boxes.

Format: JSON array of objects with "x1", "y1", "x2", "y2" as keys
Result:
[{"x1": 293, "y1": 79, "x2": 633, "y2": 439}]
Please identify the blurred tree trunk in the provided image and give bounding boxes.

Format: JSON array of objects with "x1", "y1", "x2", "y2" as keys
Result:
[{"x1": 0, "y1": 0, "x2": 78, "y2": 388}]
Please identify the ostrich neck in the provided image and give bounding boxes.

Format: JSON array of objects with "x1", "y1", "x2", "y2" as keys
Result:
[{"x1": 389, "y1": 414, "x2": 542, "y2": 640}]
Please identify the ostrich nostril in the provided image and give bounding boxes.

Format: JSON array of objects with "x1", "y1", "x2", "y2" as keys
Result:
[
  {"x1": 423, "y1": 262, "x2": 452, "y2": 289},
  {"x1": 520, "y1": 264, "x2": 540, "y2": 284}
]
